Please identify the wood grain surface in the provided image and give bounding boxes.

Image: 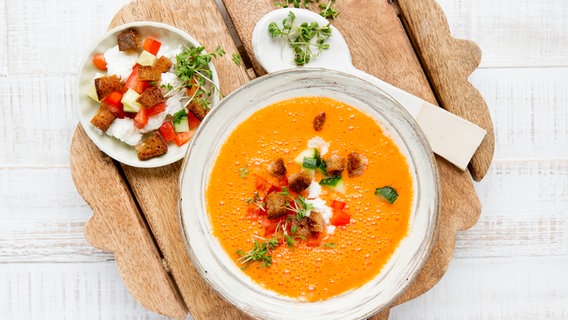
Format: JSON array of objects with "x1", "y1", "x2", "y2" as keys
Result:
[{"x1": 395, "y1": 0, "x2": 494, "y2": 181}]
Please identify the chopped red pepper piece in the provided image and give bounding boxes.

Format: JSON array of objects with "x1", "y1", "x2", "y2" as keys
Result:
[
  {"x1": 133, "y1": 106, "x2": 148, "y2": 129},
  {"x1": 125, "y1": 65, "x2": 150, "y2": 94},
  {"x1": 159, "y1": 121, "x2": 176, "y2": 143},
  {"x1": 147, "y1": 102, "x2": 166, "y2": 117},
  {"x1": 277, "y1": 175, "x2": 289, "y2": 187},
  {"x1": 330, "y1": 209, "x2": 351, "y2": 226},
  {"x1": 92, "y1": 53, "x2": 107, "y2": 71},
  {"x1": 187, "y1": 109, "x2": 202, "y2": 129},
  {"x1": 174, "y1": 131, "x2": 193, "y2": 146},
  {"x1": 254, "y1": 175, "x2": 273, "y2": 194},
  {"x1": 306, "y1": 236, "x2": 321, "y2": 247},
  {"x1": 142, "y1": 37, "x2": 161, "y2": 55},
  {"x1": 101, "y1": 91, "x2": 124, "y2": 118},
  {"x1": 330, "y1": 200, "x2": 346, "y2": 211}
]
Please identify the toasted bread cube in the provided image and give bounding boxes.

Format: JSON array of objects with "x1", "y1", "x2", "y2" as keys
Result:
[
  {"x1": 313, "y1": 111, "x2": 326, "y2": 131},
  {"x1": 268, "y1": 158, "x2": 287, "y2": 177},
  {"x1": 308, "y1": 211, "x2": 325, "y2": 233},
  {"x1": 155, "y1": 56, "x2": 173, "y2": 73},
  {"x1": 136, "y1": 86, "x2": 165, "y2": 108},
  {"x1": 117, "y1": 30, "x2": 141, "y2": 51},
  {"x1": 187, "y1": 101, "x2": 208, "y2": 121},
  {"x1": 90, "y1": 105, "x2": 116, "y2": 132},
  {"x1": 325, "y1": 152, "x2": 345, "y2": 176},
  {"x1": 94, "y1": 75, "x2": 122, "y2": 100},
  {"x1": 266, "y1": 192, "x2": 287, "y2": 219},
  {"x1": 138, "y1": 65, "x2": 162, "y2": 82},
  {"x1": 288, "y1": 172, "x2": 312, "y2": 193},
  {"x1": 347, "y1": 152, "x2": 368, "y2": 177},
  {"x1": 135, "y1": 132, "x2": 168, "y2": 160}
]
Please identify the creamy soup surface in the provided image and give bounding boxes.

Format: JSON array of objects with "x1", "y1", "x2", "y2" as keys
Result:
[{"x1": 206, "y1": 96, "x2": 413, "y2": 301}]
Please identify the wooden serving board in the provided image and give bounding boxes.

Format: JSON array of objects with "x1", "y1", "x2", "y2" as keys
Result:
[{"x1": 69, "y1": 0, "x2": 493, "y2": 319}]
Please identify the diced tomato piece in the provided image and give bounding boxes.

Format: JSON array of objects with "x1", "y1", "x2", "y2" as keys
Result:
[
  {"x1": 174, "y1": 131, "x2": 193, "y2": 146},
  {"x1": 124, "y1": 112, "x2": 137, "y2": 119},
  {"x1": 262, "y1": 216, "x2": 284, "y2": 237},
  {"x1": 187, "y1": 109, "x2": 202, "y2": 129},
  {"x1": 147, "y1": 102, "x2": 166, "y2": 117},
  {"x1": 102, "y1": 91, "x2": 123, "y2": 107},
  {"x1": 125, "y1": 65, "x2": 150, "y2": 94},
  {"x1": 247, "y1": 204, "x2": 266, "y2": 218},
  {"x1": 254, "y1": 175, "x2": 273, "y2": 194},
  {"x1": 92, "y1": 53, "x2": 107, "y2": 71},
  {"x1": 331, "y1": 200, "x2": 346, "y2": 211},
  {"x1": 306, "y1": 236, "x2": 321, "y2": 247},
  {"x1": 142, "y1": 37, "x2": 161, "y2": 55},
  {"x1": 101, "y1": 91, "x2": 124, "y2": 118},
  {"x1": 330, "y1": 209, "x2": 351, "y2": 226},
  {"x1": 267, "y1": 185, "x2": 281, "y2": 195},
  {"x1": 158, "y1": 121, "x2": 176, "y2": 143},
  {"x1": 133, "y1": 106, "x2": 148, "y2": 129}
]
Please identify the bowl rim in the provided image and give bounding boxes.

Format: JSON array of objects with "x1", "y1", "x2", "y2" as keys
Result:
[
  {"x1": 75, "y1": 21, "x2": 220, "y2": 168},
  {"x1": 178, "y1": 68, "x2": 441, "y2": 319}
]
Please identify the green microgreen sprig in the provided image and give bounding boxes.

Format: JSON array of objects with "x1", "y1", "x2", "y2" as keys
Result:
[
  {"x1": 167, "y1": 45, "x2": 225, "y2": 110},
  {"x1": 268, "y1": 11, "x2": 332, "y2": 66}
]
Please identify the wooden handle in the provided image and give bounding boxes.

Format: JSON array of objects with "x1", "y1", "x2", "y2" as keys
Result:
[
  {"x1": 70, "y1": 126, "x2": 188, "y2": 320},
  {"x1": 395, "y1": 0, "x2": 495, "y2": 181}
]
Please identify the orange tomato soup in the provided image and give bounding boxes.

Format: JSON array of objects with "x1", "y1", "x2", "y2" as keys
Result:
[{"x1": 206, "y1": 97, "x2": 413, "y2": 301}]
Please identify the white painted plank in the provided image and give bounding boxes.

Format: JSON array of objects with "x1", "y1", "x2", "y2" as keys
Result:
[
  {"x1": 0, "y1": 0, "x2": 7, "y2": 76},
  {"x1": 0, "y1": 76, "x2": 79, "y2": 166},
  {"x1": 0, "y1": 167, "x2": 113, "y2": 263},
  {"x1": 391, "y1": 256, "x2": 568, "y2": 320},
  {"x1": 436, "y1": 0, "x2": 568, "y2": 68},
  {"x1": 469, "y1": 67, "x2": 568, "y2": 160},
  {"x1": 0, "y1": 262, "x2": 168, "y2": 320},
  {"x1": 5, "y1": 0, "x2": 130, "y2": 75}
]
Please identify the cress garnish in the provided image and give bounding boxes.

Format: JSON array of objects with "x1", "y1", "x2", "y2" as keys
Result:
[
  {"x1": 167, "y1": 45, "x2": 225, "y2": 109},
  {"x1": 268, "y1": 11, "x2": 332, "y2": 66}
]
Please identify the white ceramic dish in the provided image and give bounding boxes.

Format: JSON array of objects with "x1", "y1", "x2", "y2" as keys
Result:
[
  {"x1": 76, "y1": 21, "x2": 220, "y2": 168},
  {"x1": 179, "y1": 68, "x2": 441, "y2": 320}
]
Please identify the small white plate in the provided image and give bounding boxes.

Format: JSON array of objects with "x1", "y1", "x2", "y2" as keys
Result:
[{"x1": 75, "y1": 21, "x2": 220, "y2": 168}]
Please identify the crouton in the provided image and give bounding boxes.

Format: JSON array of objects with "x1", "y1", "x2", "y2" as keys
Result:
[
  {"x1": 94, "y1": 75, "x2": 122, "y2": 100},
  {"x1": 288, "y1": 172, "x2": 312, "y2": 193},
  {"x1": 268, "y1": 158, "x2": 287, "y2": 177},
  {"x1": 135, "y1": 132, "x2": 168, "y2": 160},
  {"x1": 136, "y1": 86, "x2": 165, "y2": 108},
  {"x1": 155, "y1": 56, "x2": 173, "y2": 73},
  {"x1": 347, "y1": 152, "x2": 368, "y2": 177},
  {"x1": 295, "y1": 212, "x2": 325, "y2": 238},
  {"x1": 313, "y1": 111, "x2": 326, "y2": 131},
  {"x1": 187, "y1": 101, "x2": 208, "y2": 121},
  {"x1": 308, "y1": 211, "x2": 325, "y2": 233},
  {"x1": 295, "y1": 217, "x2": 312, "y2": 238},
  {"x1": 90, "y1": 105, "x2": 116, "y2": 132},
  {"x1": 325, "y1": 152, "x2": 345, "y2": 176},
  {"x1": 138, "y1": 65, "x2": 162, "y2": 82},
  {"x1": 117, "y1": 29, "x2": 141, "y2": 51},
  {"x1": 266, "y1": 192, "x2": 287, "y2": 219}
]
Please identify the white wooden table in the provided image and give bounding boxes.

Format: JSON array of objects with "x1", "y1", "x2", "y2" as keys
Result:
[{"x1": 1, "y1": 1, "x2": 567, "y2": 319}]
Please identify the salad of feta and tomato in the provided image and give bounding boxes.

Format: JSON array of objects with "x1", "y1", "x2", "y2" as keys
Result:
[{"x1": 87, "y1": 28, "x2": 224, "y2": 160}]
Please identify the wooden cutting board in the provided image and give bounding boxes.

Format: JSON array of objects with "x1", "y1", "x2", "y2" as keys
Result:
[{"x1": 69, "y1": 0, "x2": 493, "y2": 319}]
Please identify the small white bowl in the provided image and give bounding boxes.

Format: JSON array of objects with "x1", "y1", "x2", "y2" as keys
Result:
[
  {"x1": 179, "y1": 68, "x2": 441, "y2": 319},
  {"x1": 76, "y1": 21, "x2": 220, "y2": 168}
]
